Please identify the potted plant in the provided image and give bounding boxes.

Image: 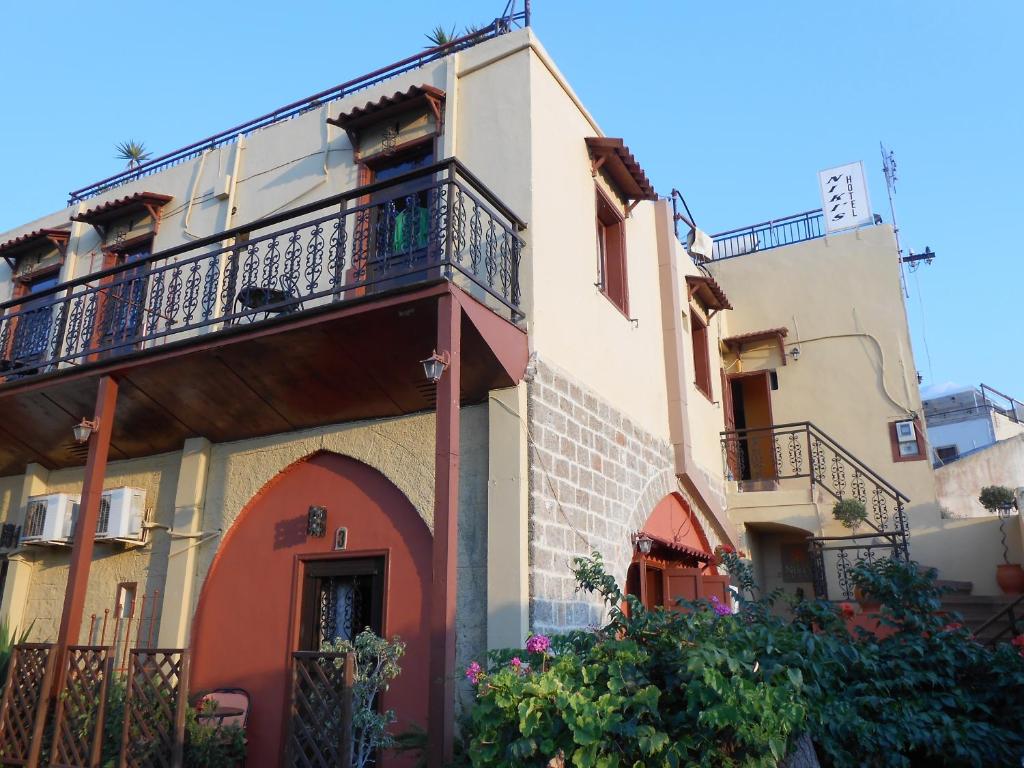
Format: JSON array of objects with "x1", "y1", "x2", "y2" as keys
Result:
[
  {"x1": 833, "y1": 498, "x2": 868, "y2": 531},
  {"x1": 980, "y1": 485, "x2": 1024, "y2": 594}
]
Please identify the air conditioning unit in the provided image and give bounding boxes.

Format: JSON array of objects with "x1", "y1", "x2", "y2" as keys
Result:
[
  {"x1": 21, "y1": 494, "x2": 80, "y2": 544},
  {"x1": 96, "y1": 487, "x2": 146, "y2": 540}
]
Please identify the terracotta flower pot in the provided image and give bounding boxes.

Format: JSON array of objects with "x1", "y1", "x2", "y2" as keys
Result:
[
  {"x1": 996, "y1": 564, "x2": 1024, "y2": 595},
  {"x1": 854, "y1": 586, "x2": 881, "y2": 612}
]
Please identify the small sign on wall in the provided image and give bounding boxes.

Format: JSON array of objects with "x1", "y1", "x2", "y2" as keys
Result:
[
  {"x1": 334, "y1": 527, "x2": 348, "y2": 551},
  {"x1": 818, "y1": 162, "x2": 873, "y2": 233}
]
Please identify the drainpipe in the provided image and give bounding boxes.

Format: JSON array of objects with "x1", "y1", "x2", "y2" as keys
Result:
[{"x1": 654, "y1": 200, "x2": 738, "y2": 546}]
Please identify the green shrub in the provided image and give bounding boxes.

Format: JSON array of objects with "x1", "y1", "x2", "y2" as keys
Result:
[
  {"x1": 460, "y1": 553, "x2": 1024, "y2": 768},
  {"x1": 832, "y1": 498, "x2": 868, "y2": 529},
  {"x1": 979, "y1": 485, "x2": 1017, "y2": 512}
]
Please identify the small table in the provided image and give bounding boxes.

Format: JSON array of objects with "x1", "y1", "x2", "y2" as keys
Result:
[{"x1": 198, "y1": 705, "x2": 246, "y2": 726}]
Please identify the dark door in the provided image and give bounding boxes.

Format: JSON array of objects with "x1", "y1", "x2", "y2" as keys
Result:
[
  {"x1": 358, "y1": 144, "x2": 437, "y2": 292},
  {"x1": 729, "y1": 372, "x2": 777, "y2": 482},
  {"x1": 298, "y1": 556, "x2": 385, "y2": 651},
  {"x1": 8, "y1": 272, "x2": 60, "y2": 372},
  {"x1": 101, "y1": 242, "x2": 151, "y2": 353}
]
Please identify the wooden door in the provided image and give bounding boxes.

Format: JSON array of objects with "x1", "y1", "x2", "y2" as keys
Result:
[{"x1": 662, "y1": 568, "x2": 732, "y2": 611}]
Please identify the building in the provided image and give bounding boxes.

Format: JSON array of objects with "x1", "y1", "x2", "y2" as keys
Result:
[
  {"x1": 924, "y1": 384, "x2": 1024, "y2": 464},
  {"x1": 0, "y1": 13, "x2": 733, "y2": 766},
  {"x1": 706, "y1": 212, "x2": 1022, "y2": 598}
]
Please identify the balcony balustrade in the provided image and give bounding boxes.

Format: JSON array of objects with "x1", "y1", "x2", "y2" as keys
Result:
[{"x1": 0, "y1": 159, "x2": 524, "y2": 388}]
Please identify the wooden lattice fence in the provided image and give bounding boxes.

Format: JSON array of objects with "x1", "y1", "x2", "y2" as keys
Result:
[
  {"x1": 119, "y1": 649, "x2": 189, "y2": 768},
  {"x1": 0, "y1": 643, "x2": 57, "y2": 767},
  {"x1": 49, "y1": 645, "x2": 114, "y2": 768},
  {"x1": 286, "y1": 650, "x2": 355, "y2": 768}
]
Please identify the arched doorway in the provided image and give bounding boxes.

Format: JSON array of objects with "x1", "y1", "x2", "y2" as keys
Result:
[
  {"x1": 744, "y1": 521, "x2": 816, "y2": 604},
  {"x1": 624, "y1": 493, "x2": 726, "y2": 611},
  {"x1": 190, "y1": 452, "x2": 431, "y2": 767}
]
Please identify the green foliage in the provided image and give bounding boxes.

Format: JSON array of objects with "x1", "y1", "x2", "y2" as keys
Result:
[
  {"x1": 832, "y1": 498, "x2": 868, "y2": 529},
  {"x1": 114, "y1": 140, "x2": 151, "y2": 169},
  {"x1": 184, "y1": 701, "x2": 247, "y2": 768},
  {"x1": 0, "y1": 620, "x2": 33, "y2": 686},
  {"x1": 979, "y1": 485, "x2": 1017, "y2": 511},
  {"x1": 425, "y1": 25, "x2": 457, "y2": 47},
  {"x1": 461, "y1": 553, "x2": 1024, "y2": 768},
  {"x1": 322, "y1": 629, "x2": 406, "y2": 768}
]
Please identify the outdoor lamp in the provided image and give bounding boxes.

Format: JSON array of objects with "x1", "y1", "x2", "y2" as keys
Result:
[
  {"x1": 420, "y1": 350, "x2": 450, "y2": 384},
  {"x1": 790, "y1": 346, "x2": 801, "y2": 362},
  {"x1": 633, "y1": 532, "x2": 654, "y2": 556},
  {"x1": 72, "y1": 418, "x2": 99, "y2": 444}
]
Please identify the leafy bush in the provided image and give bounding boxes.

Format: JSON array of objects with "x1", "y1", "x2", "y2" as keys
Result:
[
  {"x1": 322, "y1": 629, "x2": 405, "y2": 768},
  {"x1": 0, "y1": 620, "x2": 32, "y2": 687},
  {"x1": 979, "y1": 485, "x2": 1017, "y2": 512},
  {"x1": 832, "y1": 498, "x2": 868, "y2": 529},
  {"x1": 461, "y1": 553, "x2": 1024, "y2": 768},
  {"x1": 184, "y1": 700, "x2": 247, "y2": 768}
]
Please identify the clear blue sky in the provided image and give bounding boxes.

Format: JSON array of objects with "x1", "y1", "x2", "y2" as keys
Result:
[{"x1": 2, "y1": 1, "x2": 1020, "y2": 399}]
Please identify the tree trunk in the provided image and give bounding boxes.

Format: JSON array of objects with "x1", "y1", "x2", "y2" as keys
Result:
[{"x1": 782, "y1": 733, "x2": 821, "y2": 768}]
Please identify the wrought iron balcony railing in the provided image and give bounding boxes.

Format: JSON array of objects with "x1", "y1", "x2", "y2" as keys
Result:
[
  {"x1": 0, "y1": 159, "x2": 525, "y2": 385},
  {"x1": 721, "y1": 421, "x2": 911, "y2": 600},
  {"x1": 709, "y1": 210, "x2": 826, "y2": 262}
]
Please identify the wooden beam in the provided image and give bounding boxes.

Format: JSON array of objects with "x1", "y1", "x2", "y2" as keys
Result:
[
  {"x1": 428, "y1": 293, "x2": 461, "y2": 767},
  {"x1": 53, "y1": 375, "x2": 118, "y2": 691}
]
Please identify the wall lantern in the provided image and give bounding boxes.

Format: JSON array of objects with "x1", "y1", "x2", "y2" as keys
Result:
[
  {"x1": 632, "y1": 532, "x2": 654, "y2": 556},
  {"x1": 307, "y1": 506, "x2": 327, "y2": 538},
  {"x1": 789, "y1": 346, "x2": 801, "y2": 362},
  {"x1": 420, "y1": 350, "x2": 450, "y2": 384},
  {"x1": 72, "y1": 418, "x2": 99, "y2": 444}
]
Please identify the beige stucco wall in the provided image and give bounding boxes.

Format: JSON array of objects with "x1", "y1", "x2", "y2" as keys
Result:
[
  {"x1": 935, "y1": 434, "x2": 1024, "y2": 519},
  {"x1": 2, "y1": 451, "x2": 181, "y2": 642},
  {"x1": 711, "y1": 225, "x2": 1017, "y2": 593}
]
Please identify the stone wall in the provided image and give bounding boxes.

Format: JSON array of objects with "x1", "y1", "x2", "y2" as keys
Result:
[{"x1": 528, "y1": 358, "x2": 677, "y2": 634}]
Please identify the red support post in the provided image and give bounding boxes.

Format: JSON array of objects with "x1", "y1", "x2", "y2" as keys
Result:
[
  {"x1": 427, "y1": 294, "x2": 461, "y2": 767},
  {"x1": 54, "y1": 375, "x2": 118, "y2": 688}
]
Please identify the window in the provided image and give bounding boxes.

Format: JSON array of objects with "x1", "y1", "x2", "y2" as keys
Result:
[
  {"x1": 690, "y1": 309, "x2": 713, "y2": 398},
  {"x1": 595, "y1": 189, "x2": 628, "y2": 315},
  {"x1": 889, "y1": 418, "x2": 926, "y2": 462},
  {"x1": 935, "y1": 445, "x2": 959, "y2": 463},
  {"x1": 9, "y1": 271, "x2": 60, "y2": 365},
  {"x1": 115, "y1": 582, "x2": 138, "y2": 618}
]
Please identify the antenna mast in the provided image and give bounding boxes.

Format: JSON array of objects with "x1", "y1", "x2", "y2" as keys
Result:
[{"x1": 881, "y1": 142, "x2": 908, "y2": 298}]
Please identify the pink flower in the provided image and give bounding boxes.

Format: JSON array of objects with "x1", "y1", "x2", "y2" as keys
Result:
[
  {"x1": 839, "y1": 603, "x2": 856, "y2": 619},
  {"x1": 526, "y1": 634, "x2": 551, "y2": 654},
  {"x1": 465, "y1": 661, "x2": 482, "y2": 685},
  {"x1": 510, "y1": 657, "x2": 524, "y2": 674},
  {"x1": 710, "y1": 595, "x2": 731, "y2": 616}
]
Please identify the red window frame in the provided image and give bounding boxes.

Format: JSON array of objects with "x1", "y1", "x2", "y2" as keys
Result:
[{"x1": 595, "y1": 188, "x2": 629, "y2": 316}]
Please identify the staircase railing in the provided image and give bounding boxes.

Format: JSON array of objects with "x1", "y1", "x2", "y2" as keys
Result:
[
  {"x1": 721, "y1": 422, "x2": 911, "y2": 599},
  {"x1": 974, "y1": 594, "x2": 1024, "y2": 646}
]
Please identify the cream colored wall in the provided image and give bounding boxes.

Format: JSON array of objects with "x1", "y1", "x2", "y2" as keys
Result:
[
  {"x1": 935, "y1": 434, "x2": 1024, "y2": 519},
  {"x1": 523, "y1": 37, "x2": 671, "y2": 442},
  {"x1": 11, "y1": 451, "x2": 180, "y2": 642},
  {"x1": 0, "y1": 475, "x2": 22, "y2": 525},
  {"x1": 710, "y1": 225, "x2": 937, "y2": 509},
  {"x1": 993, "y1": 414, "x2": 1024, "y2": 443},
  {"x1": 711, "y1": 225, "x2": 1017, "y2": 592}
]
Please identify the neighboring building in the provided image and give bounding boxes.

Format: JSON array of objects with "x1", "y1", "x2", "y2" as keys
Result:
[
  {"x1": 705, "y1": 212, "x2": 1022, "y2": 598},
  {"x1": 0, "y1": 16, "x2": 733, "y2": 766},
  {"x1": 924, "y1": 384, "x2": 1024, "y2": 464}
]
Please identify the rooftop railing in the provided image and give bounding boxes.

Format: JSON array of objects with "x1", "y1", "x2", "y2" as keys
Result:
[
  {"x1": 2, "y1": 159, "x2": 525, "y2": 385},
  {"x1": 709, "y1": 209, "x2": 826, "y2": 261},
  {"x1": 67, "y1": 2, "x2": 530, "y2": 204}
]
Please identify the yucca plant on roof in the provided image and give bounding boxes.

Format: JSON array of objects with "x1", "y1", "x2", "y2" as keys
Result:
[{"x1": 115, "y1": 140, "x2": 152, "y2": 170}]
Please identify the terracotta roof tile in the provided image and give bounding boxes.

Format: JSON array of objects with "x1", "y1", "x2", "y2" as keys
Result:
[
  {"x1": 326, "y1": 85, "x2": 446, "y2": 131},
  {"x1": 0, "y1": 228, "x2": 70, "y2": 260},
  {"x1": 585, "y1": 137, "x2": 657, "y2": 201},
  {"x1": 686, "y1": 274, "x2": 732, "y2": 311},
  {"x1": 642, "y1": 531, "x2": 714, "y2": 563},
  {"x1": 72, "y1": 192, "x2": 173, "y2": 225}
]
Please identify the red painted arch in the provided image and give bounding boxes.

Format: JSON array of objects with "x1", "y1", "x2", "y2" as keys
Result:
[
  {"x1": 645, "y1": 492, "x2": 714, "y2": 556},
  {"x1": 189, "y1": 451, "x2": 431, "y2": 767}
]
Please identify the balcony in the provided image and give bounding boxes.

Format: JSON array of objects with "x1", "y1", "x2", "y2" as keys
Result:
[
  {"x1": 0, "y1": 159, "x2": 527, "y2": 475},
  {"x1": 709, "y1": 210, "x2": 826, "y2": 262}
]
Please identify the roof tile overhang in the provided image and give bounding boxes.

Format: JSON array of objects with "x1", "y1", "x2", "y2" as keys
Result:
[
  {"x1": 723, "y1": 327, "x2": 790, "y2": 365},
  {"x1": 0, "y1": 228, "x2": 70, "y2": 269},
  {"x1": 685, "y1": 274, "x2": 732, "y2": 311},
  {"x1": 72, "y1": 192, "x2": 173, "y2": 227},
  {"x1": 642, "y1": 531, "x2": 714, "y2": 563},
  {"x1": 585, "y1": 137, "x2": 657, "y2": 203},
  {"x1": 326, "y1": 85, "x2": 446, "y2": 133}
]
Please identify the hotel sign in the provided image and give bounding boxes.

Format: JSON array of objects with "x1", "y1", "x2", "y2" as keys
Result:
[{"x1": 818, "y1": 161, "x2": 873, "y2": 233}]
